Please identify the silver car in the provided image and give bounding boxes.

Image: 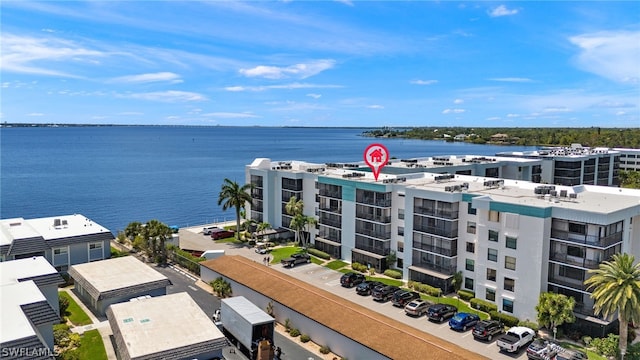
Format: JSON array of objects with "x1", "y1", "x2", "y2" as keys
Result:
[{"x1": 404, "y1": 299, "x2": 429, "y2": 317}]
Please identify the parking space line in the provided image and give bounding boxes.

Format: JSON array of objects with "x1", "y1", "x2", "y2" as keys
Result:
[
  {"x1": 462, "y1": 332, "x2": 473, "y2": 338},
  {"x1": 487, "y1": 342, "x2": 497, "y2": 348}
]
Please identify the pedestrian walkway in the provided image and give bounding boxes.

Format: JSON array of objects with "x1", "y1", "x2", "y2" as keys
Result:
[{"x1": 60, "y1": 288, "x2": 117, "y2": 360}]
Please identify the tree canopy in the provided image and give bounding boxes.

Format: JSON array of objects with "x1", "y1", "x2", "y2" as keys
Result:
[
  {"x1": 218, "y1": 178, "x2": 253, "y2": 241},
  {"x1": 535, "y1": 292, "x2": 575, "y2": 339}
]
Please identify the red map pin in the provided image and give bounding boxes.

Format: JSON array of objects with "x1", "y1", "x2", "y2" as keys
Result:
[{"x1": 364, "y1": 143, "x2": 389, "y2": 181}]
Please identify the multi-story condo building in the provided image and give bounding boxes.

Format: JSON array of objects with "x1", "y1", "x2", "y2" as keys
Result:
[
  {"x1": 0, "y1": 214, "x2": 113, "y2": 271},
  {"x1": 246, "y1": 156, "x2": 640, "y2": 336},
  {"x1": 614, "y1": 148, "x2": 640, "y2": 172}
]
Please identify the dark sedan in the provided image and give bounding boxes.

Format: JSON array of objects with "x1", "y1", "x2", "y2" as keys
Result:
[
  {"x1": 426, "y1": 304, "x2": 457, "y2": 322},
  {"x1": 448, "y1": 312, "x2": 480, "y2": 331}
]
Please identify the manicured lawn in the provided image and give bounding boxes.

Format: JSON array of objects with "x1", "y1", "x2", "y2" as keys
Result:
[
  {"x1": 76, "y1": 329, "x2": 107, "y2": 360},
  {"x1": 310, "y1": 257, "x2": 324, "y2": 265},
  {"x1": 269, "y1": 246, "x2": 307, "y2": 264},
  {"x1": 325, "y1": 260, "x2": 348, "y2": 270},
  {"x1": 59, "y1": 291, "x2": 93, "y2": 326}
]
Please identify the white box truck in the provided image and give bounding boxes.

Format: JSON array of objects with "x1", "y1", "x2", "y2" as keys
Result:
[{"x1": 220, "y1": 296, "x2": 275, "y2": 360}]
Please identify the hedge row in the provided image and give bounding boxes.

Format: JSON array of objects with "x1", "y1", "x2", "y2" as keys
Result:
[
  {"x1": 470, "y1": 298, "x2": 498, "y2": 313},
  {"x1": 489, "y1": 311, "x2": 520, "y2": 328},
  {"x1": 383, "y1": 269, "x2": 403, "y2": 279},
  {"x1": 308, "y1": 248, "x2": 330, "y2": 260},
  {"x1": 351, "y1": 262, "x2": 368, "y2": 273},
  {"x1": 457, "y1": 290, "x2": 475, "y2": 301},
  {"x1": 408, "y1": 281, "x2": 442, "y2": 297}
]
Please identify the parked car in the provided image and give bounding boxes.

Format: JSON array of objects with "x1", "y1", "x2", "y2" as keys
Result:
[
  {"x1": 472, "y1": 320, "x2": 504, "y2": 341},
  {"x1": 554, "y1": 349, "x2": 588, "y2": 360},
  {"x1": 526, "y1": 339, "x2": 561, "y2": 360},
  {"x1": 391, "y1": 290, "x2": 420, "y2": 307},
  {"x1": 203, "y1": 226, "x2": 220, "y2": 235},
  {"x1": 280, "y1": 253, "x2": 311, "y2": 267},
  {"x1": 371, "y1": 285, "x2": 399, "y2": 302},
  {"x1": 355, "y1": 281, "x2": 383, "y2": 296},
  {"x1": 255, "y1": 244, "x2": 270, "y2": 254},
  {"x1": 211, "y1": 229, "x2": 235, "y2": 240},
  {"x1": 426, "y1": 304, "x2": 457, "y2": 322},
  {"x1": 404, "y1": 299, "x2": 430, "y2": 317},
  {"x1": 448, "y1": 312, "x2": 480, "y2": 331},
  {"x1": 340, "y1": 272, "x2": 366, "y2": 288},
  {"x1": 497, "y1": 326, "x2": 536, "y2": 353}
]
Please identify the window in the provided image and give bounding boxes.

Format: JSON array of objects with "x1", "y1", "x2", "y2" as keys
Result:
[
  {"x1": 505, "y1": 256, "x2": 516, "y2": 270},
  {"x1": 567, "y1": 246, "x2": 584, "y2": 258},
  {"x1": 465, "y1": 277, "x2": 474, "y2": 290},
  {"x1": 398, "y1": 226, "x2": 404, "y2": 236},
  {"x1": 397, "y1": 259, "x2": 404, "y2": 268},
  {"x1": 504, "y1": 277, "x2": 515, "y2": 292},
  {"x1": 398, "y1": 209, "x2": 405, "y2": 220},
  {"x1": 488, "y1": 248, "x2": 498, "y2": 262},
  {"x1": 89, "y1": 242, "x2": 102, "y2": 250},
  {"x1": 398, "y1": 241, "x2": 404, "y2": 253},
  {"x1": 506, "y1": 236, "x2": 517, "y2": 249},
  {"x1": 488, "y1": 210, "x2": 500, "y2": 222},
  {"x1": 466, "y1": 242, "x2": 475, "y2": 253},
  {"x1": 54, "y1": 247, "x2": 68, "y2": 255},
  {"x1": 467, "y1": 221, "x2": 476, "y2": 234},
  {"x1": 488, "y1": 230, "x2": 499, "y2": 242},
  {"x1": 467, "y1": 202, "x2": 477, "y2": 215},
  {"x1": 466, "y1": 259, "x2": 475, "y2": 271},
  {"x1": 568, "y1": 222, "x2": 586, "y2": 234},
  {"x1": 486, "y1": 268, "x2": 496, "y2": 281},
  {"x1": 559, "y1": 265, "x2": 584, "y2": 280},
  {"x1": 486, "y1": 288, "x2": 496, "y2": 301},
  {"x1": 502, "y1": 298, "x2": 514, "y2": 313}
]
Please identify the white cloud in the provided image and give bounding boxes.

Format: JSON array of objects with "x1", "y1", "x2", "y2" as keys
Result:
[
  {"x1": 109, "y1": 72, "x2": 182, "y2": 84},
  {"x1": 0, "y1": 33, "x2": 105, "y2": 77},
  {"x1": 335, "y1": 0, "x2": 354, "y2": 6},
  {"x1": 616, "y1": 111, "x2": 627, "y2": 116},
  {"x1": 117, "y1": 112, "x2": 144, "y2": 116},
  {"x1": 488, "y1": 77, "x2": 533, "y2": 83},
  {"x1": 507, "y1": 113, "x2": 520, "y2": 118},
  {"x1": 239, "y1": 59, "x2": 336, "y2": 79},
  {"x1": 454, "y1": 99, "x2": 464, "y2": 104},
  {"x1": 569, "y1": 30, "x2": 640, "y2": 84},
  {"x1": 202, "y1": 112, "x2": 259, "y2": 118},
  {"x1": 123, "y1": 91, "x2": 206, "y2": 102},
  {"x1": 307, "y1": 93, "x2": 322, "y2": 99},
  {"x1": 368, "y1": 105, "x2": 384, "y2": 109},
  {"x1": 543, "y1": 107, "x2": 571, "y2": 113},
  {"x1": 489, "y1": 5, "x2": 519, "y2": 17},
  {"x1": 410, "y1": 79, "x2": 438, "y2": 85},
  {"x1": 442, "y1": 108, "x2": 465, "y2": 114},
  {"x1": 486, "y1": 117, "x2": 501, "y2": 121},
  {"x1": 224, "y1": 83, "x2": 342, "y2": 92},
  {"x1": 27, "y1": 112, "x2": 44, "y2": 116}
]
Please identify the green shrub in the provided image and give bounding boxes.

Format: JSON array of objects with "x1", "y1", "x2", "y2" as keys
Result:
[
  {"x1": 284, "y1": 318, "x2": 292, "y2": 332},
  {"x1": 289, "y1": 328, "x2": 300, "y2": 337},
  {"x1": 319, "y1": 345, "x2": 331, "y2": 355},
  {"x1": 308, "y1": 248, "x2": 330, "y2": 260},
  {"x1": 300, "y1": 334, "x2": 310, "y2": 343},
  {"x1": 518, "y1": 320, "x2": 539, "y2": 332},
  {"x1": 408, "y1": 281, "x2": 443, "y2": 297},
  {"x1": 383, "y1": 269, "x2": 402, "y2": 279},
  {"x1": 590, "y1": 333, "x2": 619, "y2": 357},
  {"x1": 470, "y1": 298, "x2": 498, "y2": 313},
  {"x1": 457, "y1": 290, "x2": 475, "y2": 301},
  {"x1": 489, "y1": 311, "x2": 520, "y2": 328},
  {"x1": 351, "y1": 262, "x2": 368, "y2": 273},
  {"x1": 581, "y1": 335, "x2": 592, "y2": 346}
]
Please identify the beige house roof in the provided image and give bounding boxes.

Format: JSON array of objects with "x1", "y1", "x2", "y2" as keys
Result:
[{"x1": 201, "y1": 255, "x2": 487, "y2": 360}]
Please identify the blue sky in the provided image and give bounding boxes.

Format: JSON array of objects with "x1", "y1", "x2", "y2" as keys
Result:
[{"x1": 1, "y1": 1, "x2": 639, "y2": 127}]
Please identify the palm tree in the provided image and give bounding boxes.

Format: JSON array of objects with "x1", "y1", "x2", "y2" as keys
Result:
[
  {"x1": 584, "y1": 253, "x2": 640, "y2": 358},
  {"x1": 256, "y1": 221, "x2": 272, "y2": 241},
  {"x1": 285, "y1": 196, "x2": 304, "y2": 243},
  {"x1": 218, "y1": 178, "x2": 254, "y2": 241},
  {"x1": 144, "y1": 219, "x2": 172, "y2": 265}
]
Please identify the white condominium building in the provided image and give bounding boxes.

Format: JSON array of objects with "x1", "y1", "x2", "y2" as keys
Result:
[{"x1": 246, "y1": 156, "x2": 640, "y2": 336}]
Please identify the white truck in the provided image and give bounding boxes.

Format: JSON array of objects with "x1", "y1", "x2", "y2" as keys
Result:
[
  {"x1": 220, "y1": 296, "x2": 275, "y2": 360},
  {"x1": 497, "y1": 326, "x2": 535, "y2": 353},
  {"x1": 200, "y1": 249, "x2": 225, "y2": 260}
]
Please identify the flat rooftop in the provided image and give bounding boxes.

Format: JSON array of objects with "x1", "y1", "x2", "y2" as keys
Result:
[
  {"x1": 1, "y1": 281, "x2": 48, "y2": 343},
  {"x1": 0, "y1": 256, "x2": 59, "y2": 286},
  {"x1": 0, "y1": 214, "x2": 111, "y2": 247},
  {"x1": 107, "y1": 292, "x2": 227, "y2": 359},
  {"x1": 69, "y1": 256, "x2": 169, "y2": 294}
]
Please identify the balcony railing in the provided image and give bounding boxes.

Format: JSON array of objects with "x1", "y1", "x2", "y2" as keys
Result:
[
  {"x1": 318, "y1": 232, "x2": 341, "y2": 243},
  {"x1": 548, "y1": 276, "x2": 588, "y2": 292},
  {"x1": 411, "y1": 261, "x2": 457, "y2": 276},
  {"x1": 355, "y1": 212, "x2": 391, "y2": 223},
  {"x1": 354, "y1": 243, "x2": 390, "y2": 256},
  {"x1": 413, "y1": 243, "x2": 457, "y2": 257},
  {"x1": 356, "y1": 197, "x2": 391, "y2": 207},
  {"x1": 550, "y1": 229, "x2": 622, "y2": 248},
  {"x1": 319, "y1": 189, "x2": 341, "y2": 199},
  {"x1": 319, "y1": 205, "x2": 341, "y2": 213},
  {"x1": 549, "y1": 252, "x2": 601, "y2": 269},
  {"x1": 413, "y1": 225, "x2": 458, "y2": 238},
  {"x1": 413, "y1": 207, "x2": 459, "y2": 219},
  {"x1": 319, "y1": 217, "x2": 342, "y2": 228},
  {"x1": 355, "y1": 227, "x2": 391, "y2": 239}
]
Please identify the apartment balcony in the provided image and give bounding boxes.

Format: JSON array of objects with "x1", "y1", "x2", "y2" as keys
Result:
[
  {"x1": 354, "y1": 243, "x2": 390, "y2": 257},
  {"x1": 319, "y1": 189, "x2": 341, "y2": 199},
  {"x1": 355, "y1": 228, "x2": 391, "y2": 239},
  {"x1": 413, "y1": 207, "x2": 459, "y2": 219},
  {"x1": 356, "y1": 197, "x2": 391, "y2": 208},
  {"x1": 548, "y1": 275, "x2": 588, "y2": 292},
  {"x1": 413, "y1": 243, "x2": 457, "y2": 257},
  {"x1": 319, "y1": 217, "x2": 342, "y2": 228},
  {"x1": 411, "y1": 262, "x2": 457, "y2": 276},
  {"x1": 355, "y1": 212, "x2": 391, "y2": 223},
  {"x1": 319, "y1": 205, "x2": 342, "y2": 214},
  {"x1": 550, "y1": 229, "x2": 622, "y2": 248},
  {"x1": 251, "y1": 203, "x2": 263, "y2": 212},
  {"x1": 413, "y1": 225, "x2": 458, "y2": 239},
  {"x1": 251, "y1": 190, "x2": 263, "y2": 199},
  {"x1": 318, "y1": 232, "x2": 341, "y2": 243},
  {"x1": 549, "y1": 252, "x2": 601, "y2": 269}
]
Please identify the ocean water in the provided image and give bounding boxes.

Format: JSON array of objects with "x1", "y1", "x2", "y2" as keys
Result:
[{"x1": 1, "y1": 126, "x2": 537, "y2": 233}]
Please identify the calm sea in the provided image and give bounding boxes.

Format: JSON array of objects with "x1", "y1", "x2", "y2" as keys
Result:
[{"x1": 1, "y1": 126, "x2": 537, "y2": 233}]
